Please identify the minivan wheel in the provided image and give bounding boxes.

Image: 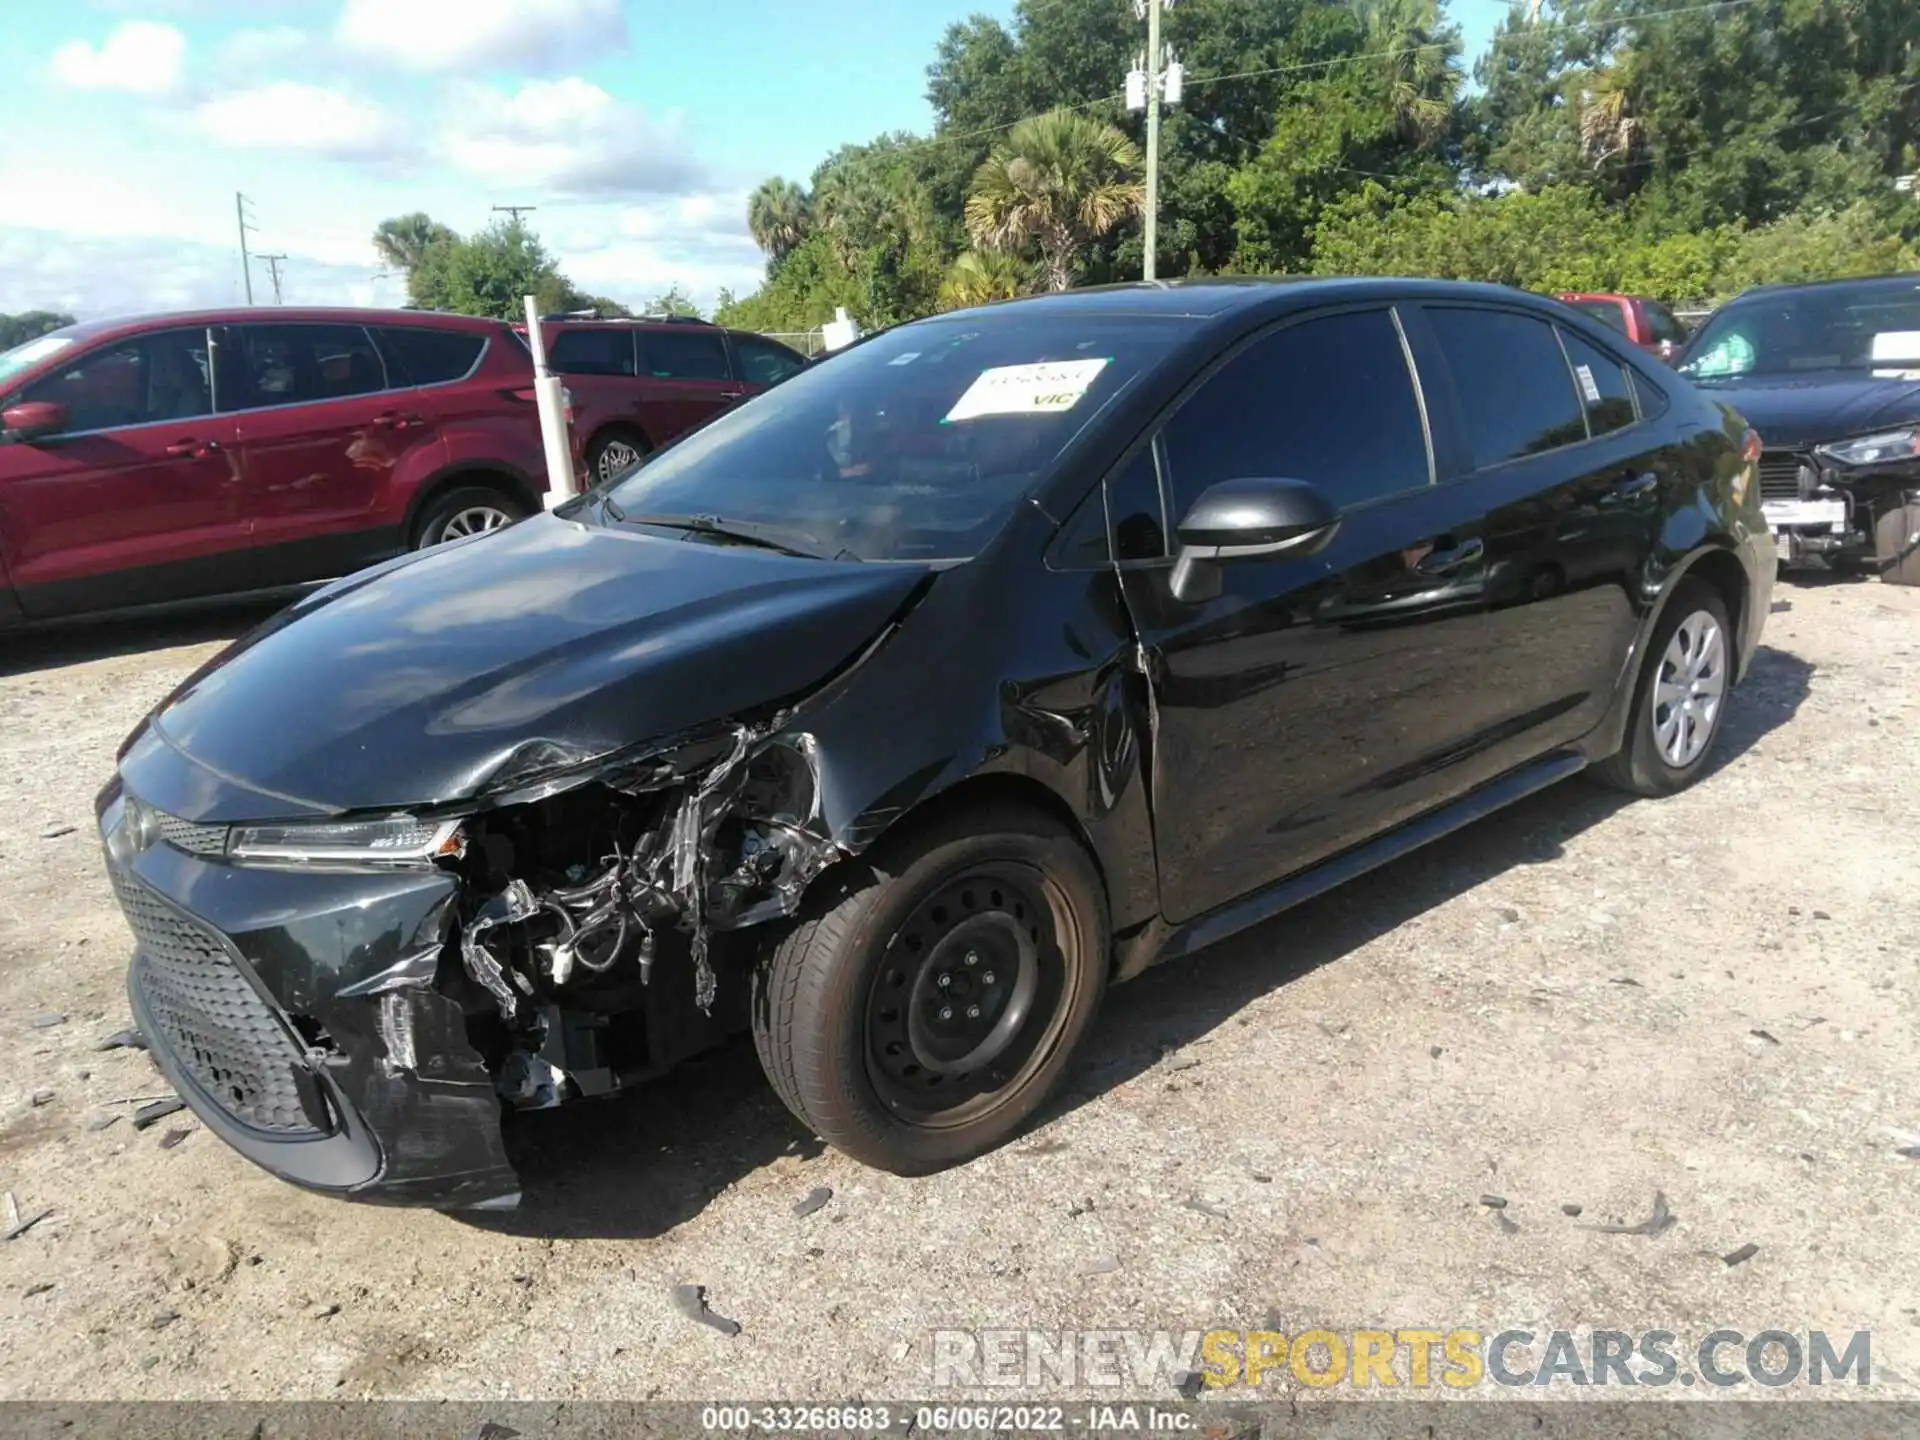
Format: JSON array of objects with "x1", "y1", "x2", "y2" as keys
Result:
[
  {"x1": 1593, "y1": 578, "x2": 1732, "y2": 797},
  {"x1": 751, "y1": 804, "x2": 1108, "y2": 1174},
  {"x1": 586, "y1": 429, "x2": 649, "y2": 485},
  {"x1": 414, "y1": 485, "x2": 527, "y2": 548}
]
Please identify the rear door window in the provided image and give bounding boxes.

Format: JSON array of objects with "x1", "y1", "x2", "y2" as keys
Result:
[
  {"x1": 1425, "y1": 307, "x2": 1588, "y2": 467},
  {"x1": 548, "y1": 327, "x2": 636, "y2": 377},
  {"x1": 21, "y1": 328, "x2": 213, "y2": 432},
  {"x1": 1567, "y1": 298, "x2": 1630, "y2": 336},
  {"x1": 378, "y1": 327, "x2": 485, "y2": 386},
  {"x1": 1643, "y1": 302, "x2": 1687, "y2": 346},
  {"x1": 230, "y1": 324, "x2": 387, "y2": 409},
  {"x1": 637, "y1": 328, "x2": 731, "y2": 381},
  {"x1": 730, "y1": 334, "x2": 808, "y2": 386},
  {"x1": 1557, "y1": 329, "x2": 1637, "y2": 436}
]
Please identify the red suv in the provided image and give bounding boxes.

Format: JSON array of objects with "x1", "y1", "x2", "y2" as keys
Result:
[
  {"x1": 0, "y1": 308, "x2": 549, "y2": 626},
  {"x1": 1555, "y1": 292, "x2": 1690, "y2": 361},
  {"x1": 531, "y1": 316, "x2": 809, "y2": 483}
]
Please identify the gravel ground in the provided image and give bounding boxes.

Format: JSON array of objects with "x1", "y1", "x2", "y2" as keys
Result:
[{"x1": 0, "y1": 575, "x2": 1916, "y2": 1406}]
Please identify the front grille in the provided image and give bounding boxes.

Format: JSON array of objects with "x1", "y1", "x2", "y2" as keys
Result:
[
  {"x1": 115, "y1": 871, "x2": 326, "y2": 1136},
  {"x1": 153, "y1": 811, "x2": 227, "y2": 857},
  {"x1": 1757, "y1": 451, "x2": 1804, "y2": 502}
]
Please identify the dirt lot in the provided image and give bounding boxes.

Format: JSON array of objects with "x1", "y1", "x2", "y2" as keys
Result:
[{"x1": 0, "y1": 576, "x2": 1917, "y2": 1405}]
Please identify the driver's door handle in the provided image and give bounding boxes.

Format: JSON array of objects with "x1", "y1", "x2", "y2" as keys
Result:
[
  {"x1": 1613, "y1": 471, "x2": 1659, "y2": 500},
  {"x1": 1413, "y1": 537, "x2": 1484, "y2": 575},
  {"x1": 372, "y1": 411, "x2": 425, "y2": 430},
  {"x1": 164, "y1": 438, "x2": 220, "y2": 457}
]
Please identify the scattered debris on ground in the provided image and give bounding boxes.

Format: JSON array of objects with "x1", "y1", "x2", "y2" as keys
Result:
[
  {"x1": 791, "y1": 1187, "x2": 832, "y2": 1218},
  {"x1": 672, "y1": 1283, "x2": 742, "y2": 1337},
  {"x1": 1586, "y1": 1191, "x2": 1677, "y2": 1237},
  {"x1": 130, "y1": 1098, "x2": 184, "y2": 1130}
]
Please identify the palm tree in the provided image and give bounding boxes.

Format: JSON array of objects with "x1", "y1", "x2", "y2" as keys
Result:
[
  {"x1": 746, "y1": 178, "x2": 812, "y2": 266},
  {"x1": 964, "y1": 109, "x2": 1145, "y2": 292},
  {"x1": 937, "y1": 249, "x2": 1031, "y2": 311},
  {"x1": 811, "y1": 164, "x2": 894, "y2": 271},
  {"x1": 1353, "y1": 0, "x2": 1460, "y2": 146},
  {"x1": 1578, "y1": 71, "x2": 1642, "y2": 167},
  {"x1": 372, "y1": 212, "x2": 455, "y2": 275}
]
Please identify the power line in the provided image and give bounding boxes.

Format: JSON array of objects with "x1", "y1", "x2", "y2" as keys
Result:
[{"x1": 493, "y1": 204, "x2": 538, "y2": 221}]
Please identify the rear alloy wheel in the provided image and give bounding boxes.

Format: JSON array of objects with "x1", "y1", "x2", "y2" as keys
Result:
[
  {"x1": 414, "y1": 485, "x2": 526, "y2": 548},
  {"x1": 752, "y1": 805, "x2": 1108, "y2": 1174},
  {"x1": 587, "y1": 430, "x2": 649, "y2": 485},
  {"x1": 1594, "y1": 578, "x2": 1732, "y2": 797}
]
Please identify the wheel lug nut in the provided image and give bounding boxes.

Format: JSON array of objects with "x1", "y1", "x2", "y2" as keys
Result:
[
  {"x1": 938, "y1": 1006, "x2": 953, "y2": 1021},
  {"x1": 966, "y1": 1005, "x2": 981, "y2": 1019},
  {"x1": 981, "y1": 971, "x2": 995, "y2": 985},
  {"x1": 964, "y1": 950, "x2": 979, "y2": 966},
  {"x1": 937, "y1": 973, "x2": 952, "y2": 989}
]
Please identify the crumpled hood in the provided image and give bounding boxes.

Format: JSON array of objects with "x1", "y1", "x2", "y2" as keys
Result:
[
  {"x1": 1698, "y1": 370, "x2": 1920, "y2": 448},
  {"x1": 137, "y1": 513, "x2": 931, "y2": 818}
]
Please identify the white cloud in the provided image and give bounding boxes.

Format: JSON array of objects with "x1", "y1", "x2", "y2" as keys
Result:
[
  {"x1": 442, "y1": 78, "x2": 701, "y2": 198},
  {"x1": 337, "y1": 0, "x2": 627, "y2": 75},
  {"x1": 50, "y1": 21, "x2": 187, "y2": 95},
  {"x1": 195, "y1": 83, "x2": 399, "y2": 162},
  {"x1": 218, "y1": 26, "x2": 308, "y2": 69},
  {"x1": 0, "y1": 230, "x2": 399, "y2": 321}
]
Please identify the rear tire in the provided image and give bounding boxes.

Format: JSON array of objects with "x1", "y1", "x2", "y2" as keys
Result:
[
  {"x1": 414, "y1": 485, "x2": 526, "y2": 548},
  {"x1": 586, "y1": 428, "x2": 650, "y2": 485},
  {"x1": 1874, "y1": 500, "x2": 1920, "y2": 587},
  {"x1": 751, "y1": 804, "x2": 1108, "y2": 1175},
  {"x1": 1593, "y1": 578, "x2": 1733, "y2": 797}
]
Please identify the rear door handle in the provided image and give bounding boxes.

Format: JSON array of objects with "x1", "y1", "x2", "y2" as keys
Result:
[
  {"x1": 372, "y1": 411, "x2": 425, "y2": 429},
  {"x1": 1614, "y1": 471, "x2": 1659, "y2": 499},
  {"x1": 164, "y1": 438, "x2": 219, "y2": 457},
  {"x1": 1413, "y1": 537, "x2": 1484, "y2": 575}
]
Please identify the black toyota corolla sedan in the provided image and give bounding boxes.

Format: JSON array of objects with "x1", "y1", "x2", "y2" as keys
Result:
[
  {"x1": 98, "y1": 279, "x2": 1773, "y2": 1208},
  {"x1": 1677, "y1": 272, "x2": 1920, "y2": 584}
]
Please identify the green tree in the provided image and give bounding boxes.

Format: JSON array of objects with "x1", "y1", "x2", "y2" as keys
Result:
[
  {"x1": 372, "y1": 212, "x2": 457, "y2": 275},
  {"x1": 406, "y1": 218, "x2": 573, "y2": 319},
  {"x1": 641, "y1": 284, "x2": 702, "y2": 318},
  {"x1": 747, "y1": 178, "x2": 813, "y2": 268},
  {"x1": 937, "y1": 249, "x2": 1032, "y2": 311},
  {"x1": 965, "y1": 109, "x2": 1145, "y2": 291},
  {"x1": 0, "y1": 311, "x2": 76, "y2": 349}
]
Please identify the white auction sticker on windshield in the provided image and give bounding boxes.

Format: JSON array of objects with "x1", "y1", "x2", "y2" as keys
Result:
[{"x1": 943, "y1": 358, "x2": 1110, "y2": 422}]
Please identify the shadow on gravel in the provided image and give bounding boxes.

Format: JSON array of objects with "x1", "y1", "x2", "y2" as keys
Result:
[
  {"x1": 0, "y1": 597, "x2": 292, "y2": 678},
  {"x1": 449, "y1": 648, "x2": 1817, "y2": 1242}
]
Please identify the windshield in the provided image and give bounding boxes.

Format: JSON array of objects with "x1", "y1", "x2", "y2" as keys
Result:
[
  {"x1": 603, "y1": 313, "x2": 1186, "y2": 562},
  {"x1": 1566, "y1": 298, "x2": 1629, "y2": 335},
  {"x1": 0, "y1": 332, "x2": 76, "y2": 387},
  {"x1": 1679, "y1": 280, "x2": 1920, "y2": 380}
]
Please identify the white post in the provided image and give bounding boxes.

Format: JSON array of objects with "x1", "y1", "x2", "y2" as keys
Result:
[{"x1": 522, "y1": 295, "x2": 577, "y2": 508}]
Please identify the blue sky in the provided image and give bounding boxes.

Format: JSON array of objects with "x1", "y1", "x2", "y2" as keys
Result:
[{"x1": 0, "y1": 0, "x2": 1506, "y2": 320}]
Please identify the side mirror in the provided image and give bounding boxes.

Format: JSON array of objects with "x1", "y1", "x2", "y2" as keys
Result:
[
  {"x1": 1, "y1": 400, "x2": 69, "y2": 442},
  {"x1": 1169, "y1": 476, "x2": 1341, "y2": 603}
]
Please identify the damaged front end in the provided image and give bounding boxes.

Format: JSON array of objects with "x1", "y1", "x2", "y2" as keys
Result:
[
  {"x1": 105, "y1": 718, "x2": 844, "y2": 1209},
  {"x1": 448, "y1": 722, "x2": 841, "y2": 1112}
]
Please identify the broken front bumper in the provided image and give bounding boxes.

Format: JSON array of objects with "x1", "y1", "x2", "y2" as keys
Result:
[{"x1": 99, "y1": 784, "x2": 519, "y2": 1209}]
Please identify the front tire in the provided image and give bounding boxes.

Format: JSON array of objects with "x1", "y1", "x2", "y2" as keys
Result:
[
  {"x1": 1593, "y1": 578, "x2": 1733, "y2": 797},
  {"x1": 751, "y1": 804, "x2": 1108, "y2": 1174},
  {"x1": 1874, "y1": 499, "x2": 1920, "y2": 587}
]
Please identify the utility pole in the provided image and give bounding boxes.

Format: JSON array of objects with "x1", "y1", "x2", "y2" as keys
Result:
[
  {"x1": 1127, "y1": 1, "x2": 1182, "y2": 281},
  {"x1": 235, "y1": 191, "x2": 258, "y2": 305},
  {"x1": 492, "y1": 205, "x2": 538, "y2": 222},
  {"x1": 258, "y1": 254, "x2": 288, "y2": 304}
]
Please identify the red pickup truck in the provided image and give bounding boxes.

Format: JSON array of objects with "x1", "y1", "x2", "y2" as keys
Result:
[{"x1": 1556, "y1": 292, "x2": 1690, "y2": 361}]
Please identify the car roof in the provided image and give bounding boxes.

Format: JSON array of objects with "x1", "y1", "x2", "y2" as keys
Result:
[
  {"x1": 915, "y1": 276, "x2": 1559, "y2": 326},
  {"x1": 49, "y1": 307, "x2": 503, "y2": 346},
  {"x1": 1722, "y1": 271, "x2": 1920, "y2": 308}
]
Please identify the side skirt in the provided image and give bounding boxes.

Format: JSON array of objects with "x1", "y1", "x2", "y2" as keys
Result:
[{"x1": 1115, "y1": 750, "x2": 1587, "y2": 980}]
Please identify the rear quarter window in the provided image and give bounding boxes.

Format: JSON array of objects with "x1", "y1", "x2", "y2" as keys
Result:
[{"x1": 377, "y1": 327, "x2": 485, "y2": 386}]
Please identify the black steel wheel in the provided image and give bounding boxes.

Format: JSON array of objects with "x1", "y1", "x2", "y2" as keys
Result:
[{"x1": 751, "y1": 803, "x2": 1107, "y2": 1174}]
